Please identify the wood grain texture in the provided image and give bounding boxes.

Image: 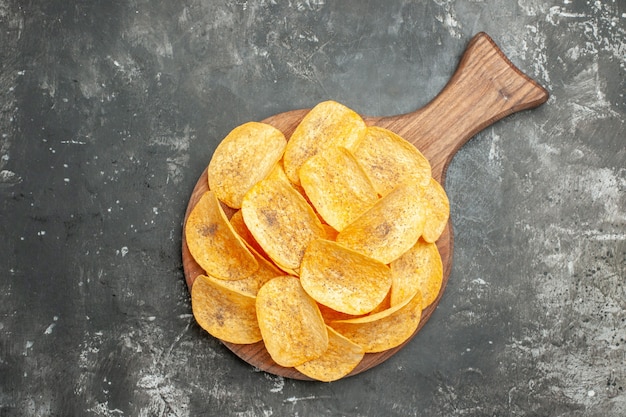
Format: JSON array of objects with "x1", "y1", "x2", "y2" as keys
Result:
[{"x1": 181, "y1": 32, "x2": 549, "y2": 380}]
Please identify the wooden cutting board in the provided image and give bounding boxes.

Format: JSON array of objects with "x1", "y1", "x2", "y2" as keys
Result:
[{"x1": 181, "y1": 32, "x2": 549, "y2": 380}]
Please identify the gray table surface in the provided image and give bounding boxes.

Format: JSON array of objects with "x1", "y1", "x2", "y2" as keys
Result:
[{"x1": 1, "y1": 0, "x2": 624, "y2": 416}]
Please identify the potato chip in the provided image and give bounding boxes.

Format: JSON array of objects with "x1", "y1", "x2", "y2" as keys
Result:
[
  {"x1": 256, "y1": 276, "x2": 328, "y2": 367},
  {"x1": 191, "y1": 274, "x2": 262, "y2": 344},
  {"x1": 215, "y1": 247, "x2": 283, "y2": 296},
  {"x1": 230, "y1": 210, "x2": 267, "y2": 258},
  {"x1": 300, "y1": 239, "x2": 392, "y2": 315},
  {"x1": 370, "y1": 289, "x2": 392, "y2": 314},
  {"x1": 353, "y1": 126, "x2": 431, "y2": 196},
  {"x1": 295, "y1": 326, "x2": 364, "y2": 382},
  {"x1": 321, "y1": 224, "x2": 339, "y2": 241},
  {"x1": 330, "y1": 290, "x2": 423, "y2": 353},
  {"x1": 300, "y1": 147, "x2": 378, "y2": 231},
  {"x1": 336, "y1": 181, "x2": 428, "y2": 264},
  {"x1": 241, "y1": 176, "x2": 325, "y2": 271},
  {"x1": 317, "y1": 303, "x2": 360, "y2": 323},
  {"x1": 317, "y1": 288, "x2": 390, "y2": 323},
  {"x1": 186, "y1": 191, "x2": 258, "y2": 280},
  {"x1": 265, "y1": 158, "x2": 290, "y2": 183},
  {"x1": 208, "y1": 122, "x2": 286, "y2": 209},
  {"x1": 283, "y1": 100, "x2": 366, "y2": 185},
  {"x1": 266, "y1": 161, "x2": 311, "y2": 206},
  {"x1": 421, "y1": 178, "x2": 450, "y2": 243},
  {"x1": 390, "y1": 239, "x2": 443, "y2": 308}
]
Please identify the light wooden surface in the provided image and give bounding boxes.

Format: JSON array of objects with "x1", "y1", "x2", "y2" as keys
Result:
[{"x1": 182, "y1": 32, "x2": 549, "y2": 380}]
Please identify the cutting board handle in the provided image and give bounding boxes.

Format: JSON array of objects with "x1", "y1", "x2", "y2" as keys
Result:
[{"x1": 375, "y1": 32, "x2": 549, "y2": 182}]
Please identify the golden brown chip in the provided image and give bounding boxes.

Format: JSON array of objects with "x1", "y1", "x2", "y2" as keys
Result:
[
  {"x1": 191, "y1": 274, "x2": 262, "y2": 344},
  {"x1": 300, "y1": 239, "x2": 392, "y2": 315},
  {"x1": 230, "y1": 210, "x2": 267, "y2": 258},
  {"x1": 329, "y1": 290, "x2": 423, "y2": 353},
  {"x1": 241, "y1": 177, "x2": 325, "y2": 271},
  {"x1": 421, "y1": 178, "x2": 450, "y2": 243},
  {"x1": 264, "y1": 159, "x2": 290, "y2": 183},
  {"x1": 317, "y1": 303, "x2": 360, "y2": 323},
  {"x1": 208, "y1": 122, "x2": 287, "y2": 209},
  {"x1": 318, "y1": 289, "x2": 391, "y2": 323},
  {"x1": 321, "y1": 224, "x2": 339, "y2": 241},
  {"x1": 185, "y1": 191, "x2": 258, "y2": 280},
  {"x1": 266, "y1": 161, "x2": 311, "y2": 207},
  {"x1": 256, "y1": 276, "x2": 328, "y2": 367},
  {"x1": 390, "y1": 239, "x2": 443, "y2": 308},
  {"x1": 215, "y1": 247, "x2": 283, "y2": 296},
  {"x1": 336, "y1": 181, "x2": 428, "y2": 264},
  {"x1": 353, "y1": 126, "x2": 431, "y2": 196},
  {"x1": 300, "y1": 147, "x2": 378, "y2": 231},
  {"x1": 295, "y1": 326, "x2": 365, "y2": 382},
  {"x1": 283, "y1": 101, "x2": 366, "y2": 185},
  {"x1": 369, "y1": 289, "x2": 392, "y2": 314}
]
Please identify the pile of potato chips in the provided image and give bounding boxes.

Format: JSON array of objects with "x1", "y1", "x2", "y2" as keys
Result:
[{"x1": 186, "y1": 101, "x2": 449, "y2": 381}]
